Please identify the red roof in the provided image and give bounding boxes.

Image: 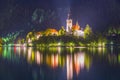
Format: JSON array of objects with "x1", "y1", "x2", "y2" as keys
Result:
[{"x1": 72, "y1": 24, "x2": 80, "y2": 30}]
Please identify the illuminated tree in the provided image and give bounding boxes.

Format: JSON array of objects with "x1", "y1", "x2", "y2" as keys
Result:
[
  {"x1": 108, "y1": 27, "x2": 113, "y2": 35},
  {"x1": 0, "y1": 38, "x2": 2, "y2": 46},
  {"x1": 26, "y1": 31, "x2": 36, "y2": 43},
  {"x1": 108, "y1": 26, "x2": 120, "y2": 35},
  {"x1": 17, "y1": 38, "x2": 25, "y2": 44},
  {"x1": 21, "y1": 39, "x2": 25, "y2": 44},
  {"x1": 2, "y1": 31, "x2": 21, "y2": 44},
  {"x1": 84, "y1": 24, "x2": 92, "y2": 38},
  {"x1": 44, "y1": 29, "x2": 51, "y2": 36},
  {"x1": 59, "y1": 26, "x2": 65, "y2": 36},
  {"x1": 117, "y1": 27, "x2": 120, "y2": 34}
]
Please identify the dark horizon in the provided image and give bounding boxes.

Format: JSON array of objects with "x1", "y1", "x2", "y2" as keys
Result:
[{"x1": 0, "y1": 0, "x2": 120, "y2": 36}]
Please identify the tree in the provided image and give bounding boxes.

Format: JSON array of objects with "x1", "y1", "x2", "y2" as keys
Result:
[
  {"x1": 26, "y1": 31, "x2": 36, "y2": 43},
  {"x1": 108, "y1": 27, "x2": 113, "y2": 35},
  {"x1": 59, "y1": 26, "x2": 65, "y2": 36},
  {"x1": 117, "y1": 27, "x2": 120, "y2": 34},
  {"x1": 84, "y1": 24, "x2": 92, "y2": 39},
  {"x1": 0, "y1": 38, "x2": 2, "y2": 46}
]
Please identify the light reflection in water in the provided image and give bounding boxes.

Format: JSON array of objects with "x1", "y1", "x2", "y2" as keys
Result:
[
  {"x1": 57, "y1": 47, "x2": 61, "y2": 54},
  {"x1": 0, "y1": 46, "x2": 120, "y2": 80},
  {"x1": 16, "y1": 47, "x2": 21, "y2": 55},
  {"x1": 66, "y1": 55, "x2": 73, "y2": 80},
  {"x1": 88, "y1": 47, "x2": 107, "y2": 55},
  {"x1": 74, "y1": 53, "x2": 85, "y2": 75},
  {"x1": 23, "y1": 46, "x2": 27, "y2": 57},
  {"x1": 110, "y1": 46, "x2": 114, "y2": 54},
  {"x1": 66, "y1": 53, "x2": 86, "y2": 80},
  {"x1": 51, "y1": 54, "x2": 59, "y2": 68},
  {"x1": 28, "y1": 47, "x2": 32, "y2": 63},
  {"x1": 3, "y1": 47, "x2": 7, "y2": 58},
  {"x1": 35, "y1": 51, "x2": 41, "y2": 65}
]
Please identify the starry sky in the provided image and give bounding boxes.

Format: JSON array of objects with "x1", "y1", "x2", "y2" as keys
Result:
[{"x1": 0, "y1": 0, "x2": 120, "y2": 35}]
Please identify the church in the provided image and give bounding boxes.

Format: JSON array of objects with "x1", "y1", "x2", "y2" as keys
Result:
[{"x1": 66, "y1": 12, "x2": 84, "y2": 37}]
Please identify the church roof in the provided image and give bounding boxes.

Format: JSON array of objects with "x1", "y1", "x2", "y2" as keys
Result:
[
  {"x1": 45, "y1": 28, "x2": 58, "y2": 36},
  {"x1": 72, "y1": 22, "x2": 80, "y2": 30},
  {"x1": 48, "y1": 29, "x2": 58, "y2": 33}
]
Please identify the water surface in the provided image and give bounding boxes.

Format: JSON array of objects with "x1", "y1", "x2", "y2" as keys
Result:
[{"x1": 0, "y1": 46, "x2": 120, "y2": 80}]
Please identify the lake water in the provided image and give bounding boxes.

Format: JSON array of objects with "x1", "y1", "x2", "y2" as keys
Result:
[{"x1": 0, "y1": 46, "x2": 120, "y2": 80}]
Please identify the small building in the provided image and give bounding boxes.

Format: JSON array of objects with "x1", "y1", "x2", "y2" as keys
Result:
[
  {"x1": 66, "y1": 12, "x2": 84, "y2": 37},
  {"x1": 72, "y1": 22, "x2": 84, "y2": 37},
  {"x1": 73, "y1": 30, "x2": 84, "y2": 37}
]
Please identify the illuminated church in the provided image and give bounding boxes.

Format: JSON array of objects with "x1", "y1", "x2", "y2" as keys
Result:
[{"x1": 66, "y1": 12, "x2": 84, "y2": 37}]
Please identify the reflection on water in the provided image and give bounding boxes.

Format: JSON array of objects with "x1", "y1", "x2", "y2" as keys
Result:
[{"x1": 0, "y1": 46, "x2": 120, "y2": 80}]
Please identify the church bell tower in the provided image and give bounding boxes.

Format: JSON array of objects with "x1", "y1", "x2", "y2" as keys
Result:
[{"x1": 66, "y1": 10, "x2": 72, "y2": 32}]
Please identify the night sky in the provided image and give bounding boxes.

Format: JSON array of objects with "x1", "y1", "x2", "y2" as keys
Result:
[{"x1": 0, "y1": 0, "x2": 120, "y2": 36}]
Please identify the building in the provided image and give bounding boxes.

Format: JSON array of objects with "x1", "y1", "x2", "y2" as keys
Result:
[
  {"x1": 72, "y1": 22, "x2": 84, "y2": 37},
  {"x1": 44, "y1": 28, "x2": 58, "y2": 36},
  {"x1": 66, "y1": 12, "x2": 84, "y2": 37},
  {"x1": 66, "y1": 12, "x2": 72, "y2": 33}
]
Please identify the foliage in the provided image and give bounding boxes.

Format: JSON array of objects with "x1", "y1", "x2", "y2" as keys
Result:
[
  {"x1": 108, "y1": 26, "x2": 120, "y2": 35},
  {"x1": 2, "y1": 31, "x2": 21, "y2": 44},
  {"x1": 58, "y1": 26, "x2": 65, "y2": 36},
  {"x1": 0, "y1": 38, "x2": 2, "y2": 45},
  {"x1": 33, "y1": 36, "x2": 85, "y2": 47},
  {"x1": 26, "y1": 31, "x2": 36, "y2": 43},
  {"x1": 84, "y1": 24, "x2": 92, "y2": 39}
]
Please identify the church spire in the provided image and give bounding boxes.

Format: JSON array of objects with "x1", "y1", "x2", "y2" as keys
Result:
[
  {"x1": 67, "y1": 8, "x2": 71, "y2": 19},
  {"x1": 76, "y1": 21, "x2": 79, "y2": 26},
  {"x1": 66, "y1": 8, "x2": 72, "y2": 32}
]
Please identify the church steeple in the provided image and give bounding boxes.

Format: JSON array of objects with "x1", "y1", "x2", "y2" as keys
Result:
[
  {"x1": 67, "y1": 8, "x2": 71, "y2": 19},
  {"x1": 76, "y1": 21, "x2": 80, "y2": 29},
  {"x1": 66, "y1": 9, "x2": 72, "y2": 32},
  {"x1": 76, "y1": 21, "x2": 79, "y2": 26}
]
